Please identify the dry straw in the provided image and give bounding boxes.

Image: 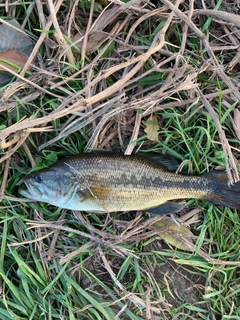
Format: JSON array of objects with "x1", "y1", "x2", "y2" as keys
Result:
[{"x1": 0, "y1": 0, "x2": 240, "y2": 194}]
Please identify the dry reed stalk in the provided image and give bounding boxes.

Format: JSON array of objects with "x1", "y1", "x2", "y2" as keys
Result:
[
  {"x1": 13, "y1": 213, "x2": 240, "y2": 267},
  {"x1": 47, "y1": 0, "x2": 75, "y2": 67},
  {"x1": 0, "y1": 0, "x2": 239, "y2": 193}
]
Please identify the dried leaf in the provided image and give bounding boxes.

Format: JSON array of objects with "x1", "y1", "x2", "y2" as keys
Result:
[
  {"x1": 144, "y1": 114, "x2": 159, "y2": 142},
  {"x1": 72, "y1": 6, "x2": 124, "y2": 55},
  {"x1": 0, "y1": 50, "x2": 30, "y2": 72},
  {"x1": 0, "y1": 19, "x2": 33, "y2": 55},
  {"x1": 91, "y1": 7, "x2": 122, "y2": 32},
  {"x1": 154, "y1": 217, "x2": 194, "y2": 251},
  {"x1": 0, "y1": 19, "x2": 33, "y2": 84},
  {"x1": 73, "y1": 31, "x2": 109, "y2": 55},
  {"x1": 97, "y1": 0, "x2": 108, "y2": 7}
]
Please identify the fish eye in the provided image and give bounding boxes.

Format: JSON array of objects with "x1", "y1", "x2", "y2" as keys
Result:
[{"x1": 34, "y1": 174, "x2": 42, "y2": 183}]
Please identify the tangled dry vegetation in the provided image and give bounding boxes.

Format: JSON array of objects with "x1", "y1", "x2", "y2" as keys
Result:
[
  {"x1": 0, "y1": 0, "x2": 240, "y2": 319},
  {"x1": 1, "y1": 0, "x2": 240, "y2": 179}
]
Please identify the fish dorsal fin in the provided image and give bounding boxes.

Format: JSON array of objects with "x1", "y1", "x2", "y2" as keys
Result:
[{"x1": 138, "y1": 153, "x2": 182, "y2": 172}]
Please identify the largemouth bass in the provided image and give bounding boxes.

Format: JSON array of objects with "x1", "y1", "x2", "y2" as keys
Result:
[{"x1": 19, "y1": 153, "x2": 240, "y2": 214}]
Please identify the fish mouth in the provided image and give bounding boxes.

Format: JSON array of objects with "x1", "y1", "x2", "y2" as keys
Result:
[{"x1": 18, "y1": 179, "x2": 43, "y2": 201}]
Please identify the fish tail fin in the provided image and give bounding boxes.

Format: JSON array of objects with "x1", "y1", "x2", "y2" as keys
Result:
[{"x1": 204, "y1": 171, "x2": 240, "y2": 210}]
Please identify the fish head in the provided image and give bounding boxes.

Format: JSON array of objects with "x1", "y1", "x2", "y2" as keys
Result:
[{"x1": 19, "y1": 167, "x2": 80, "y2": 208}]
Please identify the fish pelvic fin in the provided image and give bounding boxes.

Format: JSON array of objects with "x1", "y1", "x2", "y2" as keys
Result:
[{"x1": 204, "y1": 171, "x2": 240, "y2": 210}]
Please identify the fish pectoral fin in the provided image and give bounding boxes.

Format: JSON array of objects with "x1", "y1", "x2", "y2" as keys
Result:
[
  {"x1": 77, "y1": 188, "x2": 101, "y2": 201},
  {"x1": 147, "y1": 202, "x2": 184, "y2": 215},
  {"x1": 77, "y1": 189, "x2": 87, "y2": 201}
]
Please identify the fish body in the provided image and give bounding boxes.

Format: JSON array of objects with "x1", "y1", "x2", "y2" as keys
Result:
[{"x1": 19, "y1": 153, "x2": 240, "y2": 213}]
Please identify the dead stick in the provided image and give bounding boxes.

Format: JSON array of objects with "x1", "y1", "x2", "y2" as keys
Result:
[
  {"x1": 20, "y1": 0, "x2": 65, "y2": 76},
  {"x1": 199, "y1": 91, "x2": 239, "y2": 183},
  {"x1": 47, "y1": 0, "x2": 75, "y2": 66}
]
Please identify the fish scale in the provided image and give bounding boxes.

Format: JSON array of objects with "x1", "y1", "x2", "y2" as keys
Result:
[{"x1": 19, "y1": 153, "x2": 240, "y2": 213}]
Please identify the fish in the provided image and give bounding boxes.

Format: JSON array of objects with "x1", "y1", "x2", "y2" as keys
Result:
[{"x1": 18, "y1": 152, "x2": 240, "y2": 214}]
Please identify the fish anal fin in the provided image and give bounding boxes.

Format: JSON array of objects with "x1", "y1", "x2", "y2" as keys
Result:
[{"x1": 147, "y1": 202, "x2": 184, "y2": 215}]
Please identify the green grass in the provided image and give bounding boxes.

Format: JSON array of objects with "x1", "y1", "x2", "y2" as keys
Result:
[{"x1": 1, "y1": 0, "x2": 240, "y2": 319}]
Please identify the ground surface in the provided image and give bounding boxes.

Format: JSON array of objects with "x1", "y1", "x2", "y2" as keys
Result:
[{"x1": 0, "y1": 0, "x2": 240, "y2": 319}]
